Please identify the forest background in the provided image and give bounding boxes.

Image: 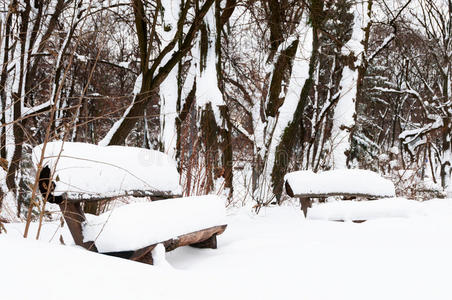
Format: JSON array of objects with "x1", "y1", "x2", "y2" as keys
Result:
[{"x1": 0, "y1": 0, "x2": 450, "y2": 221}]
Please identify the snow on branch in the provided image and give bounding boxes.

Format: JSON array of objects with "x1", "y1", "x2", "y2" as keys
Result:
[
  {"x1": 22, "y1": 100, "x2": 53, "y2": 117},
  {"x1": 399, "y1": 116, "x2": 443, "y2": 144},
  {"x1": 371, "y1": 86, "x2": 421, "y2": 99},
  {"x1": 367, "y1": 33, "x2": 395, "y2": 62}
]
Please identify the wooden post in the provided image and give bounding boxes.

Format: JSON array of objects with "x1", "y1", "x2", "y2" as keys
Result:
[
  {"x1": 300, "y1": 197, "x2": 311, "y2": 218},
  {"x1": 59, "y1": 201, "x2": 97, "y2": 252}
]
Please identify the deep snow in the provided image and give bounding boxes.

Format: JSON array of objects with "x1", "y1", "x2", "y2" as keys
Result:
[{"x1": 2, "y1": 198, "x2": 452, "y2": 300}]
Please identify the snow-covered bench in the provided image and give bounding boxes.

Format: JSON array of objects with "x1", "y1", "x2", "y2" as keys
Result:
[
  {"x1": 32, "y1": 142, "x2": 227, "y2": 264},
  {"x1": 54, "y1": 196, "x2": 227, "y2": 264},
  {"x1": 284, "y1": 169, "x2": 396, "y2": 219},
  {"x1": 84, "y1": 195, "x2": 227, "y2": 263},
  {"x1": 32, "y1": 142, "x2": 183, "y2": 203}
]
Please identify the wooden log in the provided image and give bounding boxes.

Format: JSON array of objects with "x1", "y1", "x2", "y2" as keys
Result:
[
  {"x1": 178, "y1": 225, "x2": 226, "y2": 248},
  {"x1": 130, "y1": 225, "x2": 227, "y2": 264},
  {"x1": 332, "y1": 219, "x2": 367, "y2": 223},
  {"x1": 352, "y1": 220, "x2": 366, "y2": 223},
  {"x1": 163, "y1": 238, "x2": 180, "y2": 252},
  {"x1": 136, "y1": 250, "x2": 154, "y2": 265},
  {"x1": 129, "y1": 245, "x2": 157, "y2": 263},
  {"x1": 58, "y1": 201, "x2": 97, "y2": 252},
  {"x1": 190, "y1": 234, "x2": 217, "y2": 249}
]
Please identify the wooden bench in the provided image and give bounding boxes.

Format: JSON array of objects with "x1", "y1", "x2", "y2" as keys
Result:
[
  {"x1": 284, "y1": 169, "x2": 396, "y2": 218},
  {"x1": 57, "y1": 198, "x2": 227, "y2": 265},
  {"x1": 33, "y1": 142, "x2": 227, "y2": 264},
  {"x1": 39, "y1": 172, "x2": 227, "y2": 264}
]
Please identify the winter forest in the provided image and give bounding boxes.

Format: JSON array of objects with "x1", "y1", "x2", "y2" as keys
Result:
[
  {"x1": 1, "y1": 0, "x2": 452, "y2": 299},
  {"x1": 1, "y1": 0, "x2": 452, "y2": 218}
]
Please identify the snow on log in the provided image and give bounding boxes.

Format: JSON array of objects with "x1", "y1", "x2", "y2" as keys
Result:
[
  {"x1": 82, "y1": 195, "x2": 227, "y2": 253},
  {"x1": 32, "y1": 142, "x2": 182, "y2": 201},
  {"x1": 284, "y1": 169, "x2": 395, "y2": 198}
]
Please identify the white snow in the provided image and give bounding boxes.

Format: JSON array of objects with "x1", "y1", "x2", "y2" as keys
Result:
[
  {"x1": 159, "y1": 63, "x2": 178, "y2": 157},
  {"x1": 31, "y1": 141, "x2": 182, "y2": 200},
  {"x1": 194, "y1": 6, "x2": 225, "y2": 126},
  {"x1": 285, "y1": 169, "x2": 395, "y2": 197},
  {"x1": 331, "y1": 63, "x2": 358, "y2": 169},
  {"x1": 158, "y1": 1, "x2": 182, "y2": 156},
  {"x1": 151, "y1": 243, "x2": 173, "y2": 268},
  {"x1": 83, "y1": 195, "x2": 227, "y2": 252},
  {"x1": 308, "y1": 197, "x2": 424, "y2": 221},
  {"x1": 75, "y1": 53, "x2": 88, "y2": 63},
  {"x1": 0, "y1": 234, "x2": 193, "y2": 300},
  {"x1": 160, "y1": 0, "x2": 181, "y2": 51},
  {"x1": 389, "y1": 146, "x2": 399, "y2": 154},
  {"x1": 118, "y1": 61, "x2": 130, "y2": 68},
  {"x1": 2, "y1": 198, "x2": 452, "y2": 300}
]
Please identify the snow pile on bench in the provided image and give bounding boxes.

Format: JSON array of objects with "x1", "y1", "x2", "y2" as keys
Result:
[
  {"x1": 82, "y1": 195, "x2": 227, "y2": 252},
  {"x1": 285, "y1": 169, "x2": 395, "y2": 198},
  {"x1": 32, "y1": 142, "x2": 182, "y2": 200},
  {"x1": 308, "y1": 198, "x2": 424, "y2": 221}
]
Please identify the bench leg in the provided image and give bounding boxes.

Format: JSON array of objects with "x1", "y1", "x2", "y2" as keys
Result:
[
  {"x1": 190, "y1": 234, "x2": 218, "y2": 249},
  {"x1": 300, "y1": 198, "x2": 311, "y2": 218},
  {"x1": 59, "y1": 201, "x2": 97, "y2": 252}
]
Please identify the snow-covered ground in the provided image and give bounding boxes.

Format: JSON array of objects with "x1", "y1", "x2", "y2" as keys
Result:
[{"x1": 2, "y1": 198, "x2": 452, "y2": 300}]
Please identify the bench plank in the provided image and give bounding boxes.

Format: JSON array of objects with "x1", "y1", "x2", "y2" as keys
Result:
[{"x1": 128, "y1": 225, "x2": 227, "y2": 264}]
